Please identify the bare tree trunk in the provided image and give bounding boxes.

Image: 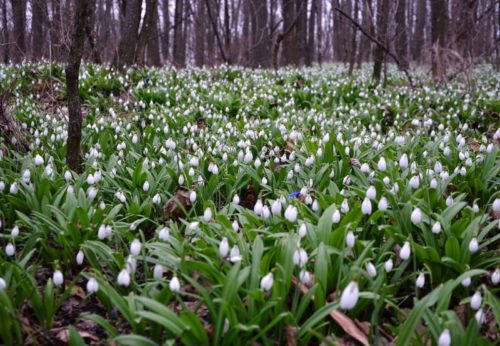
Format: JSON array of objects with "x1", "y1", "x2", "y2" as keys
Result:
[
  {"x1": 282, "y1": 0, "x2": 297, "y2": 65},
  {"x1": 307, "y1": 0, "x2": 317, "y2": 65},
  {"x1": 66, "y1": 0, "x2": 94, "y2": 173},
  {"x1": 32, "y1": 0, "x2": 46, "y2": 60},
  {"x1": 115, "y1": 0, "x2": 142, "y2": 67},
  {"x1": 316, "y1": 0, "x2": 322, "y2": 64},
  {"x1": 1, "y1": 0, "x2": 9, "y2": 63},
  {"x1": 372, "y1": 0, "x2": 389, "y2": 83},
  {"x1": 147, "y1": 20, "x2": 161, "y2": 66},
  {"x1": 136, "y1": 0, "x2": 158, "y2": 65},
  {"x1": 161, "y1": 0, "x2": 169, "y2": 63},
  {"x1": 252, "y1": 0, "x2": 270, "y2": 67},
  {"x1": 395, "y1": 0, "x2": 409, "y2": 69},
  {"x1": 357, "y1": 0, "x2": 373, "y2": 67},
  {"x1": 224, "y1": 0, "x2": 231, "y2": 62},
  {"x1": 296, "y1": 0, "x2": 308, "y2": 66},
  {"x1": 431, "y1": 0, "x2": 447, "y2": 79},
  {"x1": 12, "y1": 0, "x2": 27, "y2": 63},
  {"x1": 412, "y1": 0, "x2": 426, "y2": 62},
  {"x1": 348, "y1": 0, "x2": 359, "y2": 75},
  {"x1": 194, "y1": 1, "x2": 206, "y2": 66},
  {"x1": 173, "y1": 0, "x2": 185, "y2": 67}
]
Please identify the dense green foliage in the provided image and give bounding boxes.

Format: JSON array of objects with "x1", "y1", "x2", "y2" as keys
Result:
[{"x1": 0, "y1": 63, "x2": 499, "y2": 345}]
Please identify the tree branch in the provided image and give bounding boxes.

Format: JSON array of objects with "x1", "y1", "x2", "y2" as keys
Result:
[{"x1": 334, "y1": 6, "x2": 414, "y2": 87}]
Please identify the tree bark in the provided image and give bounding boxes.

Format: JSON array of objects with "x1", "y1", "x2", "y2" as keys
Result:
[
  {"x1": 12, "y1": 0, "x2": 27, "y2": 63},
  {"x1": 2, "y1": 0, "x2": 10, "y2": 63},
  {"x1": 66, "y1": 0, "x2": 94, "y2": 173},
  {"x1": 115, "y1": 0, "x2": 142, "y2": 67},
  {"x1": 136, "y1": 0, "x2": 158, "y2": 65},
  {"x1": 348, "y1": 0, "x2": 359, "y2": 75},
  {"x1": 431, "y1": 0, "x2": 447, "y2": 79},
  {"x1": 173, "y1": 0, "x2": 185, "y2": 67},
  {"x1": 372, "y1": 0, "x2": 389, "y2": 83},
  {"x1": 252, "y1": 0, "x2": 270, "y2": 67},
  {"x1": 296, "y1": 0, "x2": 308, "y2": 65},
  {"x1": 194, "y1": 1, "x2": 206, "y2": 66},
  {"x1": 395, "y1": 0, "x2": 409, "y2": 69},
  {"x1": 161, "y1": 0, "x2": 169, "y2": 63},
  {"x1": 32, "y1": 0, "x2": 46, "y2": 60},
  {"x1": 307, "y1": 0, "x2": 317, "y2": 65},
  {"x1": 282, "y1": 0, "x2": 297, "y2": 65},
  {"x1": 147, "y1": 18, "x2": 161, "y2": 66},
  {"x1": 412, "y1": 0, "x2": 426, "y2": 62}
]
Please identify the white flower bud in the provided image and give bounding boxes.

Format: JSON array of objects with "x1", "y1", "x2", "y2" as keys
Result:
[
  {"x1": 361, "y1": 198, "x2": 372, "y2": 215},
  {"x1": 260, "y1": 272, "x2": 274, "y2": 291},
  {"x1": 384, "y1": 258, "x2": 393, "y2": 272},
  {"x1": 366, "y1": 262, "x2": 377, "y2": 277},
  {"x1": 130, "y1": 239, "x2": 141, "y2": 257},
  {"x1": 86, "y1": 278, "x2": 99, "y2": 293},
  {"x1": 331, "y1": 209, "x2": 341, "y2": 223},
  {"x1": 411, "y1": 207, "x2": 422, "y2": 224},
  {"x1": 468, "y1": 238, "x2": 479, "y2": 253},
  {"x1": 159, "y1": 227, "x2": 170, "y2": 241},
  {"x1": 293, "y1": 248, "x2": 308, "y2": 267},
  {"x1": 339, "y1": 281, "x2": 359, "y2": 310},
  {"x1": 432, "y1": 221, "x2": 441, "y2": 234},
  {"x1": 492, "y1": 269, "x2": 500, "y2": 285},
  {"x1": 34, "y1": 154, "x2": 44, "y2": 166},
  {"x1": 76, "y1": 250, "x2": 84, "y2": 265},
  {"x1": 399, "y1": 241, "x2": 411, "y2": 260},
  {"x1": 0, "y1": 278, "x2": 6, "y2": 290},
  {"x1": 117, "y1": 269, "x2": 131, "y2": 287},
  {"x1": 346, "y1": 231, "x2": 355, "y2": 248},
  {"x1": 203, "y1": 208, "x2": 212, "y2": 222},
  {"x1": 284, "y1": 205, "x2": 298, "y2": 222},
  {"x1": 5, "y1": 243, "x2": 15, "y2": 256},
  {"x1": 470, "y1": 291, "x2": 482, "y2": 310},
  {"x1": 153, "y1": 264, "x2": 164, "y2": 279},
  {"x1": 219, "y1": 237, "x2": 229, "y2": 257},
  {"x1": 366, "y1": 186, "x2": 376, "y2": 200},
  {"x1": 438, "y1": 329, "x2": 451, "y2": 346},
  {"x1": 298, "y1": 223, "x2": 307, "y2": 238},
  {"x1": 378, "y1": 197, "x2": 388, "y2": 211},
  {"x1": 53, "y1": 270, "x2": 64, "y2": 286},
  {"x1": 169, "y1": 276, "x2": 181, "y2": 293},
  {"x1": 416, "y1": 272, "x2": 425, "y2": 288}
]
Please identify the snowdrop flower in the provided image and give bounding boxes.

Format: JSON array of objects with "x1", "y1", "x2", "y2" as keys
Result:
[
  {"x1": 298, "y1": 223, "x2": 308, "y2": 238},
  {"x1": 254, "y1": 199, "x2": 263, "y2": 215},
  {"x1": 260, "y1": 272, "x2": 274, "y2": 291},
  {"x1": 159, "y1": 227, "x2": 170, "y2": 241},
  {"x1": 416, "y1": 272, "x2": 425, "y2": 288},
  {"x1": 493, "y1": 199, "x2": 500, "y2": 213},
  {"x1": 293, "y1": 248, "x2": 308, "y2": 267},
  {"x1": 169, "y1": 276, "x2": 181, "y2": 293},
  {"x1": 9, "y1": 183, "x2": 18, "y2": 194},
  {"x1": 232, "y1": 220, "x2": 239, "y2": 232},
  {"x1": 475, "y1": 309, "x2": 485, "y2": 324},
  {"x1": 86, "y1": 278, "x2": 99, "y2": 293},
  {"x1": 53, "y1": 270, "x2": 64, "y2": 286},
  {"x1": 22, "y1": 169, "x2": 31, "y2": 184},
  {"x1": 117, "y1": 269, "x2": 130, "y2": 286},
  {"x1": 229, "y1": 246, "x2": 242, "y2": 263},
  {"x1": 411, "y1": 207, "x2": 422, "y2": 224},
  {"x1": 409, "y1": 176, "x2": 420, "y2": 189},
  {"x1": 189, "y1": 190, "x2": 197, "y2": 203},
  {"x1": 262, "y1": 206, "x2": 271, "y2": 218},
  {"x1": 361, "y1": 198, "x2": 372, "y2": 215},
  {"x1": 399, "y1": 241, "x2": 411, "y2": 260},
  {"x1": 34, "y1": 154, "x2": 44, "y2": 166},
  {"x1": 341, "y1": 199, "x2": 349, "y2": 213},
  {"x1": 153, "y1": 264, "x2": 164, "y2": 279},
  {"x1": 87, "y1": 187, "x2": 98, "y2": 200},
  {"x1": 86, "y1": 174, "x2": 95, "y2": 185},
  {"x1": 360, "y1": 163, "x2": 370, "y2": 173},
  {"x1": 178, "y1": 175, "x2": 185, "y2": 185},
  {"x1": 76, "y1": 250, "x2": 84, "y2": 265},
  {"x1": 366, "y1": 262, "x2": 377, "y2": 278},
  {"x1": 432, "y1": 221, "x2": 441, "y2": 234},
  {"x1": 143, "y1": 181, "x2": 150, "y2": 192},
  {"x1": 312, "y1": 200, "x2": 319, "y2": 211},
  {"x1": 130, "y1": 239, "x2": 141, "y2": 257},
  {"x1": 284, "y1": 205, "x2": 298, "y2": 222},
  {"x1": 219, "y1": 237, "x2": 229, "y2": 257},
  {"x1": 438, "y1": 329, "x2": 451, "y2": 346},
  {"x1": 472, "y1": 203, "x2": 479, "y2": 213},
  {"x1": 346, "y1": 231, "x2": 355, "y2": 248},
  {"x1": 366, "y1": 186, "x2": 376, "y2": 200},
  {"x1": 232, "y1": 195, "x2": 240, "y2": 204},
  {"x1": 0, "y1": 181, "x2": 4, "y2": 191},
  {"x1": 243, "y1": 151, "x2": 253, "y2": 163},
  {"x1": 331, "y1": 209, "x2": 341, "y2": 223},
  {"x1": 384, "y1": 258, "x2": 393, "y2": 272},
  {"x1": 470, "y1": 291, "x2": 482, "y2": 310},
  {"x1": 492, "y1": 269, "x2": 500, "y2": 285},
  {"x1": 339, "y1": 281, "x2": 359, "y2": 310},
  {"x1": 468, "y1": 238, "x2": 479, "y2": 253},
  {"x1": 445, "y1": 196, "x2": 453, "y2": 207},
  {"x1": 11, "y1": 225, "x2": 19, "y2": 237},
  {"x1": 152, "y1": 193, "x2": 161, "y2": 204},
  {"x1": 399, "y1": 154, "x2": 408, "y2": 169},
  {"x1": 378, "y1": 197, "x2": 388, "y2": 211},
  {"x1": 299, "y1": 270, "x2": 312, "y2": 285},
  {"x1": 0, "y1": 278, "x2": 6, "y2": 290},
  {"x1": 377, "y1": 157, "x2": 387, "y2": 171},
  {"x1": 5, "y1": 243, "x2": 15, "y2": 256},
  {"x1": 430, "y1": 179, "x2": 438, "y2": 189},
  {"x1": 461, "y1": 276, "x2": 471, "y2": 287},
  {"x1": 203, "y1": 208, "x2": 212, "y2": 222},
  {"x1": 271, "y1": 200, "x2": 282, "y2": 215}
]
